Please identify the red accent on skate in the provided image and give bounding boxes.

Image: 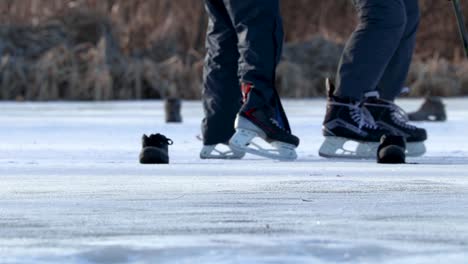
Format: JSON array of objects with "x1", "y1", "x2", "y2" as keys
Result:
[
  {"x1": 245, "y1": 108, "x2": 256, "y2": 116},
  {"x1": 241, "y1": 83, "x2": 253, "y2": 103},
  {"x1": 244, "y1": 108, "x2": 275, "y2": 134}
]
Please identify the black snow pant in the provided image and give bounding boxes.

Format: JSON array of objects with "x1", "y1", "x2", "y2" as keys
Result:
[
  {"x1": 335, "y1": 0, "x2": 420, "y2": 101},
  {"x1": 202, "y1": 0, "x2": 284, "y2": 146}
]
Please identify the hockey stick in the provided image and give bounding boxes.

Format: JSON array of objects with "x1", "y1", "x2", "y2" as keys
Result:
[{"x1": 452, "y1": 0, "x2": 468, "y2": 57}]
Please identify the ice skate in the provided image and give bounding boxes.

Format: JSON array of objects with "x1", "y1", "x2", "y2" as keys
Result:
[
  {"x1": 200, "y1": 144, "x2": 246, "y2": 160},
  {"x1": 364, "y1": 96, "x2": 427, "y2": 157},
  {"x1": 229, "y1": 84, "x2": 299, "y2": 161},
  {"x1": 319, "y1": 79, "x2": 391, "y2": 159},
  {"x1": 408, "y1": 97, "x2": 447, "y2": 122}
]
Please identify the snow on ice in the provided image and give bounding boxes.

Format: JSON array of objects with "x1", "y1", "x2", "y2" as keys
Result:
[{"x1": 0, "y1": 99, "x2": 468, "y2": 263}]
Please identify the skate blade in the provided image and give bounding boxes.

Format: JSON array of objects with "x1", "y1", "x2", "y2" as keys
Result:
[
  {"x1": 319, "y1": 137, "x2": 379, "y2": 160},
  {"x1": 229, "y1": 128, "x2": 297, "y2": 161},
  {"x1": 200, "y1": 145, "x2": 245, "y2": 160},
  {"x1": 406, "y1": 142, "x2": 426, "y2": 157},
  {"x1": 319, "y1": 137, "x2": 427, "y2": 159}
]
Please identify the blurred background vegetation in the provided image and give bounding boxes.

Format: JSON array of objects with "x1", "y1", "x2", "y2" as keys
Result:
[{"x1": 1, "y1": 0, "x2": 468, "y2": 101}]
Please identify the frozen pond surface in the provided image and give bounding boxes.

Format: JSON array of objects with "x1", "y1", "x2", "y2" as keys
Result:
[{"x1": 1, "y1": 99, "x2": 468, "y2": 263}]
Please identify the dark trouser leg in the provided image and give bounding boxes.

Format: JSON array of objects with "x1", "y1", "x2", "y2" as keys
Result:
[
  {"x1": 223, "y1": 0, "x2": 283, "y2": 108},
  {"x1": 202, "y1": 0, "x2": 241, "y2": 145},
  {"x1": 377, "y1": 0, "x2": 420, "y2": 101},
  {"x1": 335, "y1": 0, "x2": 408, "y2": 101}
]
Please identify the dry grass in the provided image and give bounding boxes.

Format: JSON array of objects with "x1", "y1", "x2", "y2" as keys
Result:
[
  {"x1": 277, "y1": 36, "x2": 344, "y2": 97},
  {"x1": 0, "y1": 0, "x2": 467, "y2": 100},
  {"x1": 408, "y1": 58, "x2": 468, "y2": 97}
]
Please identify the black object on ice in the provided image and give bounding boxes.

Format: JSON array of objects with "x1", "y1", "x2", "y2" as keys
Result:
[
  {"x1": 139, "y1": 134, "x2": 173, "y2": 164},
  {"x1": 165, "y1": 98, "x2": 182, "y2": 123},
  {"x1": 377, "y1": 135, "x2": 406, "y2": 164},
  {"x1": 408, "y1": 97, "x2": 447, "y2": 122}
]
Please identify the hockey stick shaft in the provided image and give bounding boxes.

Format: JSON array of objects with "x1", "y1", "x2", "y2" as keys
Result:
[{"x1": 452, "y1": 0, "x2": 468, "y2": 57}]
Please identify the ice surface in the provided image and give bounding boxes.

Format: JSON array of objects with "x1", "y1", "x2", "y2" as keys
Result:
[{"x1": 0, "y1": 99, "x2": 468, "y2": 264}]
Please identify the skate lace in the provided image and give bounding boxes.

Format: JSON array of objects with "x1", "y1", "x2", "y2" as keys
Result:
[
  {"x1": 388, "y1": 103, "x2": 417, "y2": 130},
  {"x1": 332, "y1": 101, "x2": 378, "y2": 130},
  {"x1": 352, "y1": 104, "x2": 379, "y2": 130}
]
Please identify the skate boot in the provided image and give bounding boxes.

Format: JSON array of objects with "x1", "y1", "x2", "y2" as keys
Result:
[
  {"x1": 408, "y1": 97, "x2": 447, "y2": 122},
  {"x1": 319, "y1": 79, "x2": 392, "y2": 159},
  {"x1": 229, "y1": 83, "x2": 300, "y2": 161},
  {"x1": 139, "y1": 134, "x2": 173, "y2": 164},
  {"x1": 363, "y1": 96, "x2": 427, "y2": 157},
  {"x1": 200, "y1": 143, "x2": 245, "y2": 160}
]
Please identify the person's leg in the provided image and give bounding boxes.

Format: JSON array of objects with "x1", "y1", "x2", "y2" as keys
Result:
[
  {"x1": 223, "y1": 0, "x2": 282, "y2": 108},
  {"x1": 224, "y1": 0, "x2": 299, "y2": 160},
  {"x1": 377, "y1": 0, "x2": 420, "y2": 101},
  {"x1": 202, "y1": 0, "x2": 242, "y2": 146},
  {"x1": 320, "y1": 0, "x2": 410, "y2": 159},
  {"x1": 335, "y1": 0, "x2": 408, "y2": 100},
  {"x1": 362, "y1": 0, "x2": 426, "y2": 157}
]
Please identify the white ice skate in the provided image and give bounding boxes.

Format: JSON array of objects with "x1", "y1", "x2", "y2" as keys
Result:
[{"x1": 229, "y1": 115, "x2": 299, "y2": 161}]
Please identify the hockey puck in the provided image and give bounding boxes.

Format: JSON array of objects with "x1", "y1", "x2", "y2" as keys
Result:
[{"x1": 377, "y1": 135, "x2": 406, "y2": 164}]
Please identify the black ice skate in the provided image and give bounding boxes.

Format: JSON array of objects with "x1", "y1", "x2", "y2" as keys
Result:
[
  {"x1": 408, "y1": 97, "x2": 447, "y2": 122},
  {"x1": 319, "y1": 79, "x2": 391, "y2": 159},
  {"x1": 363, "y1": 96, "x2": 427, "y2": 157},
  {"x1": 229, "y1": 83, "x2": 300, "y2": 161},
  {"x1": 139, "y1": 134, "x2": 173, "y2": 164}
]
